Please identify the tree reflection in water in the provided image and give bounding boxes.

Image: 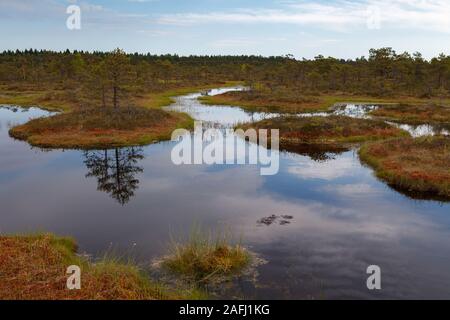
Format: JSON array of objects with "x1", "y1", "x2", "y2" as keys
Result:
[
  {"x1": 280, "y1": 142, "x2": 348, "y2": 162},
  {"x1": 83, "y1": 147, "x2": 144, "y2": 205}
]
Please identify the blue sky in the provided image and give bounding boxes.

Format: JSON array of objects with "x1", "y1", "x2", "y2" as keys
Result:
[{"x1": 1, "y1": 0, "x2": 449, "y2": 59}]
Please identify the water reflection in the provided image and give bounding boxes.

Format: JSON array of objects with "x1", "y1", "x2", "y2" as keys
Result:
[
  {"x1": 388, "y1": 122, "x2": 450, "y2": 137},
  {"x1": 2, "y1": 97, "x2": 450, "y2": 299},
  {"x1": 280, "y1": 143, "x2": 348, "y2": 162},
  {"x1": 165, "y1": 87, "x2": 280, "y2": 127},
  {"x1": 257, "y1": 214, "x2": 294, "y2": 226},
  {"x1": 83, "y1": 148, "x2": 144, "y2": 205}
]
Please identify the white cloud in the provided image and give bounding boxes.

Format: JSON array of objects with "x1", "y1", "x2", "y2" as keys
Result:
[
  {"x1": 287, "y1": 156, "x2": 357, "y2": 181},
  {"x1": 211, "y1": 38, "x2": 260, "y2": 48},
  {"x1": 156, "y1": 0, "x2": 450, "y2": 33},
  {"x1": 319, "y1": 183, "x2": 380, "y2": 197},
  {"x1": 136, "y1": 29, "x2": 172, "y2": 37}
]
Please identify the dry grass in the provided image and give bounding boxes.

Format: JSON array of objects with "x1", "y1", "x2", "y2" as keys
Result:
[
  {"x1": 371, "y1": 104, "x2": 450, "y2": 125},
  {"x1": 0, "y1": 233, "x2": 195, "y2": 300},
  {"x1": 162, "y1": 226, "x2": 251, "y2": 283},
  {"x1": 359, "y1": 136, "x2": 450, "y2": 200},
  {"x1": 9, "y1": 107, "x2": 193, "y2": 149},
  {"x1": 240, "y1": 115, "x2": 409, "y2": 146}
]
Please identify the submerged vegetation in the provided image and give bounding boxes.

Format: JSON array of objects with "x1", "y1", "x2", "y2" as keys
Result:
[
  {"x1": 161, "y1": 226, "x2": 251, "y2": 283},
  {"x1": 359, "y1": 136, "x2": 450, "y2": 200},
  {"x1": 0, "y1": 233, "x2": 200, "y2": 300},
  {"x1": 240, "y1": 116, "x2": 409, "y2": 147},
  {"x1": 9, "y1": 106, "x2": 192, "y2": 149}
]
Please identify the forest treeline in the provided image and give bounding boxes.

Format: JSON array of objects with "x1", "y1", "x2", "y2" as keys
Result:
[{"x1": 0, "y1": 48, "x2": 449, "y2": 109}]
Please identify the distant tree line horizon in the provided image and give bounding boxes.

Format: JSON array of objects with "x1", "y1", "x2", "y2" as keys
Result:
[{"x1": 1, "y1": 47, "x2": 449, "y2": 109}]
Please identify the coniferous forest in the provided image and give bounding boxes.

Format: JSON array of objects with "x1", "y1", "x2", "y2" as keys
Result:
[{"x1": 1, "y1": 48, "x2": 449, "y2": 110}]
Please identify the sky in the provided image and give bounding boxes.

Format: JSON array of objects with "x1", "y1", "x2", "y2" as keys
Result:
[{"x1": 0, "y1": 0, "x2": 449, "y2": 59}]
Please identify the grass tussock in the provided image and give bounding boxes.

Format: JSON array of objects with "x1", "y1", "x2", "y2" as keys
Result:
[
  {"x1": 162, "y1": 226, "x2": 251, "y2": 283},
  {"x1": 9, "y1": 107, "x2": 193, "y2": 149},
  {"x1": 0, "y1": 233, "x2": 197, "y2": 300},
  {"x1": 240, "y1": 115, "x2": 409, "y2": 146},
  {"x1": 359, "y1": 136, "x2": 450, "y2": 200},
  {"x1": 371, "y1": 104, "x2": 450, "y2": 125}
]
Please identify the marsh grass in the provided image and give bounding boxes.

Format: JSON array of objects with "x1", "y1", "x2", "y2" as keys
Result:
[
  {"x1": 162, "y1": 225, "x2": 251, "y2": 283},
  {"x1": 359, "y1": 136, "x2": 450, "y2": 200},
  {"x1": 240, "y1": 115, "x2": 409, "y2": 146},
  {"x1": 198, "y1": 89, "x2": 444, "y2": 114},
  {"x1": 0, "y1": 233, "x2": 205, "y2": 300},
  {"x1": 371, "y1": 104, "x2": 450, "y2": 125},
  {"x1": 199, "y1": 90, "x2": 327, "y2": 113},
  {"x1": 0, "y1": 87, "x2": 75, "y2": 112}
]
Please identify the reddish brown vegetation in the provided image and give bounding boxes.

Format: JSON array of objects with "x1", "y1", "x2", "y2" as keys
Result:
[{"x1": 359, "y1": 136, "x2": 450, "y2": 199}]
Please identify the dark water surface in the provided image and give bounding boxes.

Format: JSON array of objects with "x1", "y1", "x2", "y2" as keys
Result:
[{"x1": 1, "y1": 92, "x2": 450, "y2": 299}]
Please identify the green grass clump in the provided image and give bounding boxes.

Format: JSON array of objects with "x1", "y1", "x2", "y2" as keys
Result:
[{"x1": 162, "y1": 226, "x2": 251, "y2": 282}]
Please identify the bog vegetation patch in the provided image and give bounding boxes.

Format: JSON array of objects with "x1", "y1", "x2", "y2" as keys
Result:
[
  {"x1": 359, "y1": 136, "x2": 450, "y2": 200},
  {"x1": 9, "y1": 107, "x2": 192, "y2": 149},
  {"x1": 239, "y1": 115, "x2": 409, "y2": 146}
]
